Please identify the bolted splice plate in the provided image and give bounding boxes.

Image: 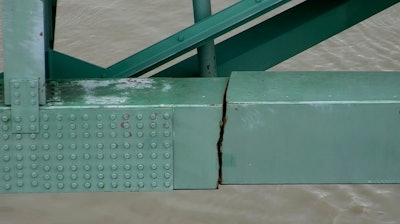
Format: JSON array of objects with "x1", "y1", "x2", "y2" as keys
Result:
[{"x1": 0, "y1": 108, "x2": 173, "y2": 193}]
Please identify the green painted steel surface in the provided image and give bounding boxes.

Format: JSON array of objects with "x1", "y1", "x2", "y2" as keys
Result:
[
  {"x1": 222, "y1": 72, "x2": 400, "y2": 184},
  {"x1": 0, "y1": 78, "x2": 225, "y2": 193},
  {"x1": 106, "y1": 0, "x2": 289, "y2": 78},
  {"x1": 156, "y1": 0, "x2": 400, "y2": 77},
  {"x1": 2, "y1": 0, "x2": 46, "y2": 105},
  {"x1": 48, "y1": 50, "x2": 107, "y2": 79}
]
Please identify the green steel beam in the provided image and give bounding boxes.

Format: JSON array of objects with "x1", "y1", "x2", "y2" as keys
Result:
[
  {"x1": 222, "y1": 72, "x2": 400, "y2": 184},
  {"x1": 0, "y1": 77, "x2": 226, "y2": 193},
  {"x1": 48, "y1": 50, "x2": 107, "y2": 79},
  {"x1": 156, "y1": 0, "x2": 400, "y2": 77},
  {"x1": 106, "y1": 0, "x2": 290, "y2": 78},
  {"x1": 2, "y1": 0, "x2": 46, "y2": 105}
]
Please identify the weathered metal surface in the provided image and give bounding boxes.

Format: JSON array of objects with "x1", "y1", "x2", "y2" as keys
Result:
[
  {"x1": 0, "y1": 77, "x2": 226, "y2": 193},
  {"x1": 2, "y1": 0, "x2": 46, "y2": 104},
  {"x1": 222, "y1": 72, "x2": 400, "y2": 184}
]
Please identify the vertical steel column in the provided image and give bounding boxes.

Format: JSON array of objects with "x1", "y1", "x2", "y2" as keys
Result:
[
  {"x1": 192, "y1": 0, "x2": 217, "y2": 77},
  {"x1": 2, "y1": 0, "x2": 46, "y2": 105},
  {"x1": 2, "y1": 0, "x2": 46, "y2": 133}
]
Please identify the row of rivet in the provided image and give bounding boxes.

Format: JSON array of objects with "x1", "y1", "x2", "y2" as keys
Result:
[
  {"x1": 2, "y1": 152, "x2": 171, "y2": 162},
  {"x1": 3, "y1": 180, "x2": 172, "y2": 190},
  {"x1": 39, "y1": 113, "x2": 171, "y2": 122},
  {"x1": 2, "y1": 131, "x2": 171, "y2": 140},
  {"x1": 1, "y1": 142, "x2": 172, "y2": 150},
  {"x1": 3, "y1": 171, "x2": 172, "y2": 181}
]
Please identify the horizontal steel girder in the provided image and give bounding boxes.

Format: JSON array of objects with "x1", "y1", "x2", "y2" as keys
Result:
[
  {"x1": 222, "y1": 72, "x2": 400, "y2": 184},
  {"x1": 0, "y1": 78, "x2": 227, "y2": 193},
  {"x1": 1, "y1": 72, "x2": 400, "y2": 194}
]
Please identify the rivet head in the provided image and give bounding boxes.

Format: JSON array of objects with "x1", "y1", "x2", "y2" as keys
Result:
[
  {"x1": 111, "y1": 164, "x2": 118, "y2": 171},
  {"x1": 84, "y1": 154, "x2": 91, "y2": 160},
  {"x1": 70, "y1": 114, "x2": 76, "y2": 121},
  {"x1": 84, "y1": 174, "x2": 91, "y2": 180},
  {"x1": 165, "y1": 173, "x2": 171, "y2": 179},
  {"x1": 137, "y1": 173, "x2": 144, "y2": 179},
  {"x1": 137, "y1": 153, "x2": 144, "y2": 159},
  {"x1": 137, "y1": 143, "x2": 144, "y2": 149},
  {"x1": 124, "y1": 165, "x2": 131, "y2": 171},
  {"x1": 71, "y1": 174, "x2": 78, "y2": 180},
  {"x1": 98, "y1": 182, "x2": 105, "y2": 188},
  {"x1": 136, "y1": 123, "x2": 144, "y2": 129},
  {"x1": 111, "y1": 173, "x2": 118, "y2": 179},
  {"x1": 16, "y1": 154, "x2": 23, "y2": 161},
  {"x1": 3, "y1": 134, "x2": 9, "y2": 140},
  {"x1": 44, "y1": 183, "x2": 51, "y2": 189},
  {"x1": 84, "y1": 165, "x2": 91, "y2": 171},
  {"x1": 136, "y1": 114, "x2": 143, "y2": 120},
  {"x1": 1, "y1": 126, "x2": 8, "y2": 132},
  {"x1": 138, "y1": 182, "x2": 145, "y2": 188},
  {"x1": 96, "y1": 114, "x2": 103, "y2": 121},
  {"x1": 57, "y1": 174, "x2": 64, "y2": 180},
  {"x1": 137, "y1": 164, "x2": 144, "y2": 171},
  {"x1": 151, "y1": 182, "x2": 158, "y2": 188},
  {"x1": 30, "y1": 155, "x2": 37, "y2": 161},
  {"x1": 151, "y1": 173, "x2": 158, "y2": 179},
  {"x1": 29, "y1": 115, "x2": 37, "y2": 122},
  {"x1": 111, "y1": 182, "x2": 118, "y2": 188},
  {"x1": 1, "y1": 116, "x2": 9, "y2": 122},
  {"x1": 58, "y1": 183, "x2": 64, "y2": 189},
  {"x1": 123, "y1": 114, "x2": 130, "y2": 120},
  {"x1": 16, "y1": 163, "x2": 23, "y2": 170},
  {"x1": 123, "y1": 143, "x2": 130, "y2": 149},
  {"x1": 3, "y1": 175, "x2": 11, "y2": 181},
  {"x1": 13, "y1": 116, "x2": 21, "y2": 122},
  {"x1": 124, "y1": 173, "x2": 131, "y2": 179},
  {"x1": 70, "y1": 165, "x2": 78, "y2": 171},
  {"x1": 97, "y1": 173, "x2": 104, "y2": 179},
  {"x1": 3, "y1": 155, "x2": 10, "y2": 162},
  {"x1": 17, "y1": 181, "x2": 24, "y2": 187},
  {"x1": 110, "y1": 153, "x2": 117, "y2": 159},
  {"x1": 124, "y1": 182, "x2": 132, "y2": 188},
  {"x1": 71, "y1": 183, "x2": 78, "y2": 189},
  {"x1": 164, "y1": 131, "x2": 171, "y2": 137},
  {"x1": 56, "y1": 114, "x2": 63, "y2": 121},
  {"x1": 151, "y1": 164, "x2": 158, "y2": 170},
  {"x1": 70, "y1": 154, "x2": 77, "y2": 160},
  {"x1": 150, "y1": 122, "x2": 157, "y2": 129},
  {"x1": 31, "y1": 181, "x2": 38, "y2": 187},
  {"x1": 163, "y1": 113, "x2": 170, "y2": 120},
  {"x1": 97, "y1": 165, "x2": 104, "y2": 171},
  {"x1": 164, "y1": 182, "x2": 171, "y2": 188},
  {"x1": 97, "y1": 154, "x2": 104, "y2": 160}
]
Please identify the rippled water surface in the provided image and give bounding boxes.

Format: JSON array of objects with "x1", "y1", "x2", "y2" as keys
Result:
[{"x1": 1, "y1": 1, "x2": 400, "y2": 223}]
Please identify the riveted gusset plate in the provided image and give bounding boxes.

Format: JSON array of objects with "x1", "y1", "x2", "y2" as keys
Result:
[{"x1": 0, "y1": 108, "x2": 173, "y2": 193}]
